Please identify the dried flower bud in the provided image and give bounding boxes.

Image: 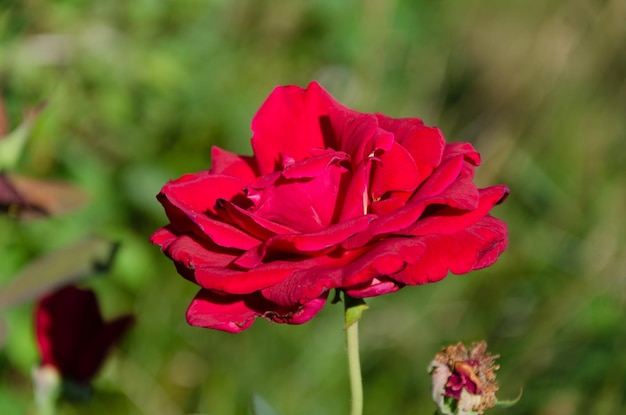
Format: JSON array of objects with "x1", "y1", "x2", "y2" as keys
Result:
[{"x1": 429, "y1": 341, "x2": 500, "y2": 415}]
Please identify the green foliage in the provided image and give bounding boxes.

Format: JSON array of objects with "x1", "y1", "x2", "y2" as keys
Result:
[
  {"x1": 1, "y1": 1, "x2": 625, "y2": 414},
  {"x1": 250, "y1": 394, "x2": 280, "y2": 415}
]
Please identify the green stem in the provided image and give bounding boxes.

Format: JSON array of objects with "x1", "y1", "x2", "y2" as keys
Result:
[
  {"x1": 346, "y1": 320, "x2": 363, "y2": 415},
  {"x1": 344, "y1": 293, "x2": 367, "y2": 415}
]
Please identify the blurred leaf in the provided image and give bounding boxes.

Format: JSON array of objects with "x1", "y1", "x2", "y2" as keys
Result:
[
  {"x1": 0, "y1": 236, "x2": 119, "y2": 309},
  {"x1": 250, "y1": 394, "x2": 280, "y2": 415},
  {"x1": 0, "y1": 102, "x2": 46, "y2": 171},
  {"x1": 0, "y1": 173, "x2": 90, "y2": 219},
  {"x1": 0, "y1": 172, "x2": 29, "y2": 214}
]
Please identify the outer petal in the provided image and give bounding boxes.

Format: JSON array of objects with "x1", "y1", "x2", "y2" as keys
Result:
[
  {"x1": 343, "y1": 173, "x2": 480, "y2": 250},
  {"x1": 158, "y1": 173, "x2": 260, "y2": 249},
  {"x1": 186, "y1": 289, "x2": 328, "y2": 333},
  {"x1": 261, "y1": 238, "x2": 425, "y2": 306},
  {"x1": 159, "y1": 197, "x2": 260, "y2": 250},
  {"x1": 161, "y1": 172, "x2": 247, "y2": 216},
  {"x1": 404, "y1": 186, "x2": 509, "y2": 236},
  {"x1": 186, "y1": 290, "x2": 262, "y2": 333},
  {"x1": 277, "y1": 296, "x2": 328, "y2": 325},
  {"x1": 150, "y1": 225, "x2": 178, "y2": 250},
  {"x1": 193, "y1": 262, "x2": 296, "y2": 294},
  {"x1": 391, "y1": 215, "x2": 508, "y2": 285},
  {"x1": 443, "y1": 142, "x2": 480, "y2": 165},
  {"x1": 442, "y1": 142, "x2": 481, "y2": 179},
  {"x1": 412, "y1": 155, "x2": 465, "y2": 201},
  {"x1": 344, "y1": 277, "x2": 404, "y2": 298},
  {"x1": 251, "y1": 82, "x2": 342, "y2": 175},
  {"x1": 154, "y1": 230, "x2": 242, "y2": 282}
]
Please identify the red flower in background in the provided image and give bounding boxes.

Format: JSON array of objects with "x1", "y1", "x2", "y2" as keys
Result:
[
  {"x1": 35, "y1": 285, "x2": 133, "y2": 383},
  {"x1": 151, "y1": 81, "x2": 508, "y2": 333}
]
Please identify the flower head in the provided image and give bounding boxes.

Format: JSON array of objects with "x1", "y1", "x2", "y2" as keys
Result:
[
  {"x1": 35, "y1": 285, "x2": 134, "y2": 384},
  {"x1": 152, "y1": 81, "x2": 509, "y2": 333},
  {"x1": 429, "y1": 341, "x2": 500, "y2": 415}
]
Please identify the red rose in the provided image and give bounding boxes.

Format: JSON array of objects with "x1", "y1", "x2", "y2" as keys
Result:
[
  {"x1": 151, "y1": 82, "x2": 508, "y2": 333},
  {"x1": 35, "y1": 285, "x2": 134, "y2": 383}
]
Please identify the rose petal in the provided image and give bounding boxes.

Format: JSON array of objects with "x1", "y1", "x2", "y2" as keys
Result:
[
  {"x1": 234, "y1": 214, "x2": 376, "y2": 269},
  {"x1": 443, "y1": 142, "x2": 481, "y2": 165},
  {"x1": 209, "y1": 146, "x2": 259, "y2": 183},
  {"x1": 391, "y1": 215, "x2": 508, "y2": 285},
  {"x1": 344, "y1": 277, "x2": 403, "y2": 298},
  {"x1": 265, "y1": 214, "x2": 376, "y2": 253},
  {"x1": 472, "y1": 216, "x2": 509, "y2": 269},
  {"x1": 370, "y1": 141, "x2": 421, "y2": 200},
  {"x1": 404, "y1": 186, "x2": 509, "y2": 236},
  {"x1": 274, "y1": 295, "x2": 328, "y2": 325},
  {"x1": 343, "y1": 175, "x2": 480, "y2": 250},
  {"x1": 161, "y1": 172, "x2": 248, "y2": 216},
  {"x1": 338, "y1": 161, "x2": 369, "y2": 220},
  {"x1": 158, "y1": 174, "x2": 260, "y2": 249},
  {"x1": 159, "y1": 231, "x2": 239, "y2": 268},
  {"x1": 412, "y1": 155, "x2": 464, "y2": 201},
  {"x1": 216, "y1": 199, "x2": 298, "y2": 240},
  {"x1": 330, "y1": 109, "x2": 394, "y2": 166},
  {"x1": 262, "y1": 238, "x2": 424, "y2": 306},
  {"x1": 186, "y1": 289, "x2": 328, "y2": 333},
  {"x1": 186, "y1": 290, "x2": 263, "y2": 333},
  {"x1": 370, "y1": 193, "x2": 409, "y2": 215},
  {"x1": 159, "y1": 196, "x2": 260, "y2": 250},
  {"x1": 193, "y1": 262, "x2": 296, "y2": 294},
  {"x1": 443, "y1": 142, "x2": 481, "y2": 179},
  {"x1": 247, "y1": 157, "x2": 350, "y2": 232},
  {"x1": 280, "y1": 150, "x2": 349, "y2": 179},
  {"x1": 376, "y1": 115, "x2": 445, "y2": 183},
  {"x1": 251, "y1": 82, "x2": 342, "y2": 175}
]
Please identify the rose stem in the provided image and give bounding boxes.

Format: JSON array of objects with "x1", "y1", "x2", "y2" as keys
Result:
[
  {"x1": 346, "y1": 320, "x2": 363, "y2": 415},
  {"x1": 344, "y1": 294, "x2": 366, "y2": 415}
]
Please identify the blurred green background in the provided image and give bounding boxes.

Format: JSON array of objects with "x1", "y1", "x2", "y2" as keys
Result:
[{"x1": 1, "y1": 0, "x2": 625, "y2": 414}]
